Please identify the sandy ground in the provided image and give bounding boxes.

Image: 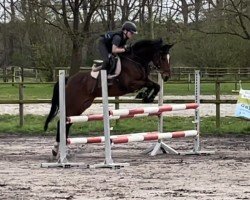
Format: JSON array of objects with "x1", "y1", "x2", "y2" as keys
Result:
[
  {"x1": 0, "y1": 95, "x2": 238, "y2": 117},
  {"x1": 1, "y1": 94, "x2": 248, "y2": 199},
  {"x1": 0, "y1": 135, "x2": 249, "y2": 200}
]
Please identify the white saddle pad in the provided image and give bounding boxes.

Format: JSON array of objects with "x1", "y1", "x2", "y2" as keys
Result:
[{"x1": 90, "y1": 57, "x2": 121, "y2": 79}]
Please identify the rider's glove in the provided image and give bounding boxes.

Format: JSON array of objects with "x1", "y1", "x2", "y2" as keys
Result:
[{"x1": 124, "y1": 45, "x2": 131, "y2": 53}]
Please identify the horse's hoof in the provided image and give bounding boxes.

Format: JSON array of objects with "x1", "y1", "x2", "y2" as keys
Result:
[
  {"x1": 136, "y1": 92, "x2": 146, "y2": 99},
  {"x1": 52, "y1": 149, "x2": 58, "y2": 157}
]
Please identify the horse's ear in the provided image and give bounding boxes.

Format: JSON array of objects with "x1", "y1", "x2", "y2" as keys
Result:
[
  {"x1": 168, "y1": 44, "x2": 174, "y2": 49},
  {"x1": 161, "y1": 44, "x2": 174, "y2": 52}
]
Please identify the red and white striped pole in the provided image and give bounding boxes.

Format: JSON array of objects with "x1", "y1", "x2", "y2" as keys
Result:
[
  {"x1": 67, "y1": 130, "x2": 198, "y2": 145},
  {"x1": 67, "y1": 103, "x2": 199, "y2": 124},
  {"x1": 109, "y1": 103, "x2": 198, "y2": 116}
]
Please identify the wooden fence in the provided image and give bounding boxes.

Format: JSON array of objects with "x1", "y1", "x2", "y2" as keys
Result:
[
  {"x1": 1, "y1": 80, "x2": 249, "y2": 128},
  {"x1": 1, "y1": 66, "x2": 250, "y2": 83}
]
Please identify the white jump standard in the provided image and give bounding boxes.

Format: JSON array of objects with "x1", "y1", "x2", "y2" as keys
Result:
[{"x1": 41, "y1": 71, "x2": 82, "y2": 168}]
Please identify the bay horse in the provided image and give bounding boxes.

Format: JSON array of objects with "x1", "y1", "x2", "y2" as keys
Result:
[{"x1": 44, "y1": 38, "x2": 173, "y2": 156}]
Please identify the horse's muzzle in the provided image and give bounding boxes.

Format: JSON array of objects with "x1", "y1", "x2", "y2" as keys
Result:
[{"x1": 162, "y1": 72, "x2": 170, "y2": 82}]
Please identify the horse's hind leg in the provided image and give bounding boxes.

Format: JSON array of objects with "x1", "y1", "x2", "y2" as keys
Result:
[{"x1": 53, "y1": 120, "x2": 72, "y2": 157}]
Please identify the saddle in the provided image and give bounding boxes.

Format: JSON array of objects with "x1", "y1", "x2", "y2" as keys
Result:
[{"x1": 91, "y1": 56, "x2": 121, "y2": 80}]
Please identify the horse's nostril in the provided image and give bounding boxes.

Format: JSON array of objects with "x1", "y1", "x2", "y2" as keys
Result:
[{"x1": 164, "y1": 76, "x2": 169, "y2": 81}]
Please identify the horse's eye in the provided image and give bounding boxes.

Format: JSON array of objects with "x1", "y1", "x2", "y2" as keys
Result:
[{"x1": 161, "y1": 56, "x2": 167, "y2": 61}]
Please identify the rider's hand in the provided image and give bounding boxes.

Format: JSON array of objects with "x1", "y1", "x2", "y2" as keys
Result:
[{"x1": 124, "y1": 45, "x2": 131, "y2": 53}]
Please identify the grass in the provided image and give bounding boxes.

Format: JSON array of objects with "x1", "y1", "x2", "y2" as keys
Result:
[
  {"x1": 0, "y1": 81, "x2": 249, "y2": 135},
  {"x1": 1, "y1": 82, "x2": 250, "y2": 100},
  {"x1": 0, "y1": 84, "x2": 53, "y2": 100},
  {"x1": 0, "y1": 115, "x2": 249, "y2": 136},
  {"x1": 165, "y1": 82, "x2": 250, "y2": 95}
]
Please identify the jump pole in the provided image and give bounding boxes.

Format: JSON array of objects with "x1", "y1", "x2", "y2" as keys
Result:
[
  {"x1": 67, "y1": 103, "x2": 199, "y2": 123},
  {"x1": 41, "y1": 70, "x2": 81, "y2": 168},
  {"x1": 87, "y1": 70, "x2": 129, "y2": 169},
  {"x1": 67, "y1": 130, "x2": 198, "y2": 145}
]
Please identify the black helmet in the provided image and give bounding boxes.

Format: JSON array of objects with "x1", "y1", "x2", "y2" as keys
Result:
[{"x1": 122, "y1": 21, "x2": 138, "y2": 34}]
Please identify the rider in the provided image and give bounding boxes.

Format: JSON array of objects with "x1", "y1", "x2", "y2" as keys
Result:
[{"x1": 97, "y1": 21, "x2": 138, "y2": 75}]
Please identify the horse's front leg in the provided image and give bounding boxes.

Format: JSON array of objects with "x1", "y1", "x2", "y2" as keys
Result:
[
  {"x1": 135, "y1": 80, "x2": 160, "y2": 103},
  {"x1": 135, "y1": 87, "x2": 148, "y2": 99},
  {"x1": 141, "y1": 81, "x2": 160, "y2": 103}
]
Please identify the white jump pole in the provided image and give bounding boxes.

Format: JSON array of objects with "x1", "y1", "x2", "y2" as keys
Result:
[
  {"x1": 88, "y1": 70, "x2": 129, "y2": 169},
  {"x1": 41, "y1": 70, "x2": 81, "y2": 168}
]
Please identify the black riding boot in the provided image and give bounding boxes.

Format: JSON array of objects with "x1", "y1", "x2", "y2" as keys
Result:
[
  {"x1": 108, "y1": 56, "x2": 118, "y2": 75},
  {"x1": 101, "y1": 60, "x2": 109, "y2": 70}
]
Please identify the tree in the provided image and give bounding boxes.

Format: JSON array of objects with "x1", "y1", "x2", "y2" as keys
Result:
[
  {"x1": 201, "y1": 0, "x2": 250, "y2": 40},
  {"x1": 40, "y1": 0, "x2": 101, "y2": 75}
]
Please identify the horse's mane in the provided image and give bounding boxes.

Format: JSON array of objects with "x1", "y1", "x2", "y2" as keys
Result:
[{"x1": 131, "y1": 38, "x2": 163, "y2": 51}]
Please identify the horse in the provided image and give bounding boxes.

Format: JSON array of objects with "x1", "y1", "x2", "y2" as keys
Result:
[{"x1": 44, "y1": 38, "x2": 173, "y2": 156}]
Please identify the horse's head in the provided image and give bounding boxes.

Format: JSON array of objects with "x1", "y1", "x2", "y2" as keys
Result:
[
  {"x1": 131, "y1": 39, "x2": 173, "y2": 81},
  {"x1": 152, "y1": 43, "x2": 173, "y2": 81}
]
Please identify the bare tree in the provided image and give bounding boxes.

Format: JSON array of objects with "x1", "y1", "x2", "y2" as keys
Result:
[
  {"x1": 33, "y1": 0, "x2": 101, "y2": 75},
  {"x1": 97, "y1": 0, "x2": 117, "y2": 30},
  {"x1": 0, "y1": 0, "x2": 16, "y2": 68},
  {"x1": 202, "y1": 0, "x2": 250, "y2": 40}
]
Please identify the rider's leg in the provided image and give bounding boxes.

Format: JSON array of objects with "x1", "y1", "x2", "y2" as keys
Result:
[
  {"x1": 108, "y1": 56, "x2": 118, "y2": 75},
  {"x1": 98, "y1": 38, "x2": 110, "y2": 72}
]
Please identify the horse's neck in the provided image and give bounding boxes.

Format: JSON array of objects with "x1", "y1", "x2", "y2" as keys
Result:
[
  {"x1": 131, "y1": 54, "x2": 149, "y2": 66},
  {"x1": 120, "y1": 55, "x2": 151, "y2": 77},
  {"x1": 132, "y1": 49, "x2": 153, "y2": 63}
]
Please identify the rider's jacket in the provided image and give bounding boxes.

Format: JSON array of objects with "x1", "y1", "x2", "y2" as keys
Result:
[{"x1": 101, "y1": 31, "x2": 127, "y2": 53}]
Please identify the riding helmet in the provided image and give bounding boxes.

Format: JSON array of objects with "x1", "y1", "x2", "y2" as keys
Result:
[{"x1": 122, "y1": 21, "x2": 138, "y2": 34}]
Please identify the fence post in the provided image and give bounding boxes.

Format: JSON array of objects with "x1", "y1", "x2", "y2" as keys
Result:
[
  {"x1": 115, "y1": 96, "x2": 119, "y2": 125},
  {"x1": 11, "y1": 66, "x2": 15, "y2": 85},
  {"x1": 188, "y1": 73, "x2": 191, "y2": 91},
  {"x1": 19, "y1": 83, "x2": 24, "y2": 127},
  {"x1": 215, "y1": 80, "x2": 220, "y2": 128},
  {"x1": 234, "y1": 73, "x2": 238, "y2": 91}
]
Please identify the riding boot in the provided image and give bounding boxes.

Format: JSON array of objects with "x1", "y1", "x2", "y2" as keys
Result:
[
  {"x1": 108, "y1": 64, "x2": 116, "y2": 75},
  {"x1": 108, "y1": 56, "x2": 118, "y2": 75},
  {"x1": 101, "y1": 60, "x2": 109, "y2": 70}
]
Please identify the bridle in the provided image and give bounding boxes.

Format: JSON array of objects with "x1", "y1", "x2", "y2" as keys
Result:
[{"x1": 151, "y1": 51, "x2": 170, "y2": 71}]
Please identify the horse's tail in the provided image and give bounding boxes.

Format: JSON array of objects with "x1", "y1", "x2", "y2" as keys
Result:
[{"x1": 44, "y1": 77, "x2": 68, "y2": 131}]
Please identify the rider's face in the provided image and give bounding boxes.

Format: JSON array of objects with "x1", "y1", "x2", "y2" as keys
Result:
[{"x1": 125, "y1": 30, "x2": 134, "y2": 39}]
